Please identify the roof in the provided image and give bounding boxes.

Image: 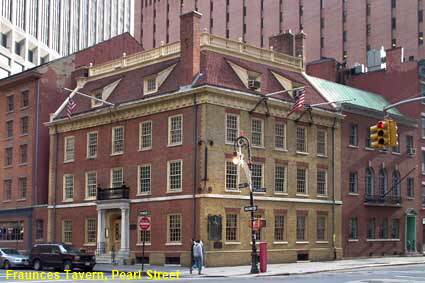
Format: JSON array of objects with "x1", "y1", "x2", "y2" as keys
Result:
[{"x1": 304, "y1": 74, "x2": 402, "y2": 116}]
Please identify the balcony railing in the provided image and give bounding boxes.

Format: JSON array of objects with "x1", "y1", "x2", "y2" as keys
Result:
[
  {"x1": 97, "y1": 185, "x2": 130, "y2": 201},
  {"x1": 364, "y1": 194, "x2": 402, "y2": 206}
]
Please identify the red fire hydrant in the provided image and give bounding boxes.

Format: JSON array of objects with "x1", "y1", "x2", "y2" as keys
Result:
[{"x1": 259, "y1": 242, "x2": 267, "y2": 272}]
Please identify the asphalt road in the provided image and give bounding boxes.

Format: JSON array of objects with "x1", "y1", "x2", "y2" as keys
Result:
[{"x1": 0, "y1": 264, "x2": 425, "y2": 283}]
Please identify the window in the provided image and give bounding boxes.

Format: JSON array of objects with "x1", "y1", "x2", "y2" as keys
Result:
[
  {"x1": 378, "y1": 169, "x2": 387, "y2": 196},
  {"x1": 317, "y1": 170, "x2": 327, "y2": 196},
  {"x1": 35, "y1": 220, "x2": 43, "y2": 240},
  {"x1": 379, "y1": 218, "x2": 388, "y2": 239},
  {"x1": 85, "y1": 218, "x2": 96, "y2": 243},
  {"x1": 86, "y1": 172, "x2": 97, "y2": 199},
  {"x1": 92, "y1": 92, "x2": 103, "y2": 107},
  {"x1": 112, "y1": 127, "x2": 124, "y2": 154},
  {"x1": 343, "y1": 31, "x2": 347, "y2": 42},
  {"x1": 144, "y1": 75, "x2": 157, "y2": 94},
  {"x1": 423, "y1": 151, "x2": 425, "y2": 174},
  {"x1": 365, "y1": 168, "x2": 374, "y2": 196},
  {"x1": 18, "y1": 177, "x2": 26, "y2": 199},
  {"x1": 391, "y1": 219, "x2": 399, "y2": 239},
  {"x1": 168, "y1": 214, "x2": 181, "y2": 242},
  {"x1": 4, "y1": 147, "x2": 12, "y2": 166},
  {"x1": 407, "y1": 177, "x2": 414, "y2": 198},
  {"x1": 317, "y1": 129, "x2": 327, "y2": 156},
  {"x1": 63, "y1": 174, "x2": 74, "y2": 201},
  {"x1": 111, "y1": 168, "x2": 123, "y2": 188},
  {"x1": 349, "y1": 124, "x2": 358, "y2": 146},
  {"x1": 296, "y1": 214, "x2": 307, "y2": 241},
  {"x1": 365, "y1": 127, "x2": 371, "y2": 148},
  {"x1": 6, "y1": 95, "x2": 13, "y2": 112},
  {"x1": 349, "y1": 172, "x2": 358, "y2": 193},
  {"x1": 225, "y1": 161, "x2": 238, "y2": 191},
  {"x1": 422, "y1": 117, "x2": 425, "y2": 138},
  {"x1": 62, "y1": 220, "x2": 72, "y2": 243},
  {"x1": 420, "y1": 32, "x2": 424, "y2": 46},
  {"x1": 87, "y1": 132, "x2": 98, "y2": 158},
  {"x1": 138, "y1": 164, "x2": 151, "y2": 194},
  {"x1": 251, "y1": 118, "x2": 263, "y2": 147},
  {"x1": 316, "y1": 215, "x2": 327, "y2": 241},
  {"x1": 168, "y1": 160, "x2": 182, "y2": 192},
  {"x1": 423, "y1": 185, "x2": 425, "y2": 207},
  {"x1": 391, "y1": 0, "x2": 396, "y2": 8},
  {"x1": 392, "y1": 170, "x2": 400, "y2": 197},
  {"x1": 168, "y1": 115, "x2": 182, "y2": 146},
  {"x1": 139, "y1": 121, "x2": 152, "y2": 150},
  {"x1": 274, "y1": 215, "x2": 285, "y2": 241},
  {"x1": 226, "y1": 214, "x2": 238, "y2": 241},
  {"x1": 6, "y1": 120, "x2": 13, "y2": 138},
  {"x1": 20, "y1": 116, "x2": 28, "y2": 135},
  {"x1": 367, "y1": 218, "x2": 375, "y2": 239},
  {"x1": 241, "y1": 159, "x2": 258, "y2": 189},
  {"x1": 275, "y1": 122, "x2": 286, "y2": 150},
  {"x1": 296, "y1": 167, "x2": 307, "y2": 194},
  {"x1": 19, "y1": 144, "x2": 27, "y2": 164},
  {"x1": 296, "y1": 127, "x2": 307, "y2": 152},
  {"x1": 20, "y1": 91, "x2": 29, "y2": 108},
  {"x1": 0, "y1": 221, "x2": 24, "y2": 240},
  {"x1": 392, "y1": 134, "x2": 400, "y2": 153},
  {"x1": 139, "y1": 215, "x2": 151, "y2": 243},
  {"x1": 275, "y1": 165, "x2": 286, "y2": 193},
  {"x1": 419, "y1": 10, "x2": 423, "y2": 23},
  {"x1": 406, "y1": 135, "x2": 414, "y2": 152},
  {"x1": 349, "y1": 218, "x2": 358, "y2": 239},
  {"x1": 4, "y1": 179, "x2": 11, "y2": 201},
  {"x1": 226, "y1": 114, "x2": 239, "y2": 144},
  {"x1": 64, "y1": 136, "x2": 75, "y2": 162},
  {"x1": 391, "y1": 17, "x2": 396, "y2": 30},
  {"x1": 367, "y1": 24, "x2": 371, "y2": 36}
]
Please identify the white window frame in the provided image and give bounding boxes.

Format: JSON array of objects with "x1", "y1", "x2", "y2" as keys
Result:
[
  {"x1": 85, "y1": 171, "x2": 97, "y2": 200},
  {"x1": 85, "y1": 218, "x2": 96, "y2": 244},
  {"x1": 251, "y1": 118, "x2": 264, "y2": 148},
  {"x1": 317, "y1": 169, "x2": 328, "y2": 196},
  {"x1": 296, "y1": 126, "x2": 308, "y2": 153},
  {"x1": 111, "y1": 126, "x2": 124, "y2": 155},
  {"x1": 167, "y1": 160, "x2": 183, "y2": 193},
  {"x1": 225, "y1": 113, "x2": 239, "y2": 145},
  {"x1": 110, "y1": 168, "x2": 124, "y2": 188},
  {"x1": 275, "y1": 121, "x2": 286, "y2": 151},
  {"x1": 138, "y1": 164, "x2": 151, "y2": 195},
  {"x1": 64, "y1": 136, "x2": 75, "y2": 162},
  {"x1": 63, "y1": 174, "x2": 74, "y2": 201},
  {"x1": 317, "y1": 129, "x2": 327, "y2": 156},
  {"x1": 62, "y1": 220, "x2": 73, "y2": 244},
  {"x1": 274, "y1": 164, "x2": 287, "y2": 194},
  {"x1": 91, "y1": 92, "x2": 103, "y2": 108},
  {"x1": 167, "y1": 213, "x2": 182, "y2": 243},
  {"x1": 225, "y1": 161, "x2": 240, "y2": 192},
  {"x1": 139, "y1": 120, "x2": 152, "y2": 151},
  {"x1": 86, "y1": 131, "x2": 98, "y2": 159},
  {"x1": 144, "y1": 75, "x2": 158, "y2": 95},
  {"x1": 251, "y1": 163, "x2": 264, "y2": 192},
  {"x1": 168, "y1": 114, "x2": 183, "y2": 146},
  {"x1": 296, "y1": 167, "x2": 308, "y2": 195}
]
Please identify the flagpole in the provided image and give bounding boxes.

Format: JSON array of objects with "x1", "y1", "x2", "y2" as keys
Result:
[
  {"x1": 309, "y1": 98, "x2": 356, "y2": 108},
  {"x1": 50, "y1": 82, "x2": 85, "y2": 122},
  {"x1": 64, "y1": 88, "x2": 115, "y2": 106},
  {"x1": 264, "y1": 86, "x2": 307, "y2": 97}
]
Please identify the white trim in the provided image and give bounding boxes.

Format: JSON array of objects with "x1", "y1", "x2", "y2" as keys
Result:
[
  {"x1": 110, "y1": 167, "x2": 124, "y2": 188},
  {"x1": 48, "y1": 202, "x2": 96, "y2": 209},
  {"x1": 64, "y1": 136, "x2": 75, "y2": 162},
  {"x1": 139, "y1": 120, "x2": 153, "y2": 151},
  {"x1": 273, "y1": 241, "x2": 288, "y2": 245},
  {"x1": 315, "y1": 241, "x2": 329, "y2": 244},
  {"x1": 165, "y1": 242, "x2": 182, "y2": 246},
  {"x1": 137, "y1": 164, "x2": 151, "y2": 195},
  {"x1": 144, "y1": 74, "x2": 158, "y2": 95},
  {"x1": 348, "y1": 239, "x2": 359, "y2": 242},
  {"x1": 295, "y1": 241, "x2": 309, "y2": 244},
  {"x1": 111, "y1": 126, "x2": 124, "y2": 155},
  {"x1": 167, "y1": 159, "x2": 183, "y2": 193},
  {"x1": 366, "y1": 238, "x2": 400, "y2": 242},
  {"x1": 225, "y1": 113, "x2": 240, "y2": 145},
  {"x1": 168, "y1": 114, "x2": 183, "y2": 146},
  {"x1": 224, "y1": 242, "x2": 241, "y2": 245},
  {"x1": 86, "y1": 131, "x2": 98, "y2": 159},
  {"x1": 136, "y1": 242, "x2": 152, "y2": 246}
]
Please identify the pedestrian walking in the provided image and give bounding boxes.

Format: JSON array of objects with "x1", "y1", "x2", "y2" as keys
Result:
[{"x1": 192, "y1": 240, "x2": 204, "y2": 275}]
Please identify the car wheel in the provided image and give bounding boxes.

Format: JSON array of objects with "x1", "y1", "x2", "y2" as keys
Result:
[
  {"x1": 33, "y1": 259, "x2": 43, "y2": 271},
  {"x1": 3, "y1": 260, "x2": 10, "y2": 270},
  {"x1": 63, "y1": 260, "x2": 72, "y2": 272}
]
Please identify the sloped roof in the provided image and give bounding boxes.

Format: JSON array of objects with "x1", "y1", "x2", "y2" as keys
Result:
[{"x1": 304, "y1": 74, "x2": 402, "y2": 116}]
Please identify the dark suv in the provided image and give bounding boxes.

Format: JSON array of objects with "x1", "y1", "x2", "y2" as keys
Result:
[{"x1": 29, "y1": 243, "x2": 95, "y2": 272}]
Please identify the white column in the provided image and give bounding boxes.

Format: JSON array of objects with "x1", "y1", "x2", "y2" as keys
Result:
[
  {"x1": 96, "y1": 209, "x2": 105, "y2": 255},
  {"x1": 120, "y1": 208, "x2": 129, "y2": 254}
]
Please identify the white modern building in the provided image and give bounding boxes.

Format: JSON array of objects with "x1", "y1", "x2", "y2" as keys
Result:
[{"x1": 0, "y1": 0, "x2": 134, "y2": 78}]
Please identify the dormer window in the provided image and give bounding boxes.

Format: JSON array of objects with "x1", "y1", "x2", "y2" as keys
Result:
[
  {"x1": 91, "y1": 92, "x2": 103, "y2": 107},
  {"x1": 144, "y1": 75, "x2": 157, "y2": 95}
]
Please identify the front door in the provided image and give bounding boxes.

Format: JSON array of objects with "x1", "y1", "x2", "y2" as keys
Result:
[
  {"x1": 406, "y1": 215, "x2": 416, "y2": 252},
  {"x1": 113, "y1": 219, "x2": 121, "y2": 252}
]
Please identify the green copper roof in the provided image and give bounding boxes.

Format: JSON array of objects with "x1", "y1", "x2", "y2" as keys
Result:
[{"x1": 305, "y1": 74, "x2": 402, "y2": 116}]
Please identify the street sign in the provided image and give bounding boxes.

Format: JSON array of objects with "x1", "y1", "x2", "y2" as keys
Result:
[
  {"x1": 238, "y1": 183, "x2": 249, "y2": 189},
  {"x1": 244, "y1": 205, "x2": 258, "y2": 212},
  {"x1": 139, "y1": 211, "x2": 149, "y2": 216},
  {"x1": 139, "y1": 216, "x2": 151, "y2": 231},
  {"x1": 253, "y1": 187, "x2": 266, "y2": 193}
]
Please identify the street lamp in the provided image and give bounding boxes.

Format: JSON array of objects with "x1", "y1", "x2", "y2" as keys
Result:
[{"x1": 232, "y1": 135, "x2": 259, "y2": 274}]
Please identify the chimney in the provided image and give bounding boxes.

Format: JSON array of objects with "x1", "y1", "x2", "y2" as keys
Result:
[
  {"x1": 385, "y1": 46, "x2": 404, "y2": 71},
  {"x1": 295, "y1": 31, "x2": 306, "y2": 60},
  {"x1": 269, "y1": 30, "x2": 295, "y2": 57},
  {"x1": 180, "y1": 11, "x2": 202, "y2": 85}
]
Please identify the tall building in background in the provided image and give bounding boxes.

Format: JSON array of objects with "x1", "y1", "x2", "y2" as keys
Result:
[
  {"x1": 134, "y1": 0, "x2": 425, "y2": 67},
  {"x1": 0, "y1": 0, "x2": 134, "y2": 78}
]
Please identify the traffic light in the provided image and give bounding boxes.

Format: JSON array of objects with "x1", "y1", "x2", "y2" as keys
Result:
[
  {"x1": 370, "y1": 120, "x2": 388, "y2": 148},
  {"x1": 387, "y1": 119, "x2": 398, "y2": 147}
]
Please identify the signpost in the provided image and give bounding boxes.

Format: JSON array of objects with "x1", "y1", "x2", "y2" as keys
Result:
[
  {"x1": 138, "y1": 215, "x2": 151, "y2": 273},
  {"x1": 244, "y1": 205, "x2": 258, "y2": 212}
]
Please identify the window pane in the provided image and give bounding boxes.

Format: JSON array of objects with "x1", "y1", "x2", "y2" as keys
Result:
[
  {"x1": 297, "y1": 168, "x2": 307, "y2": 194},
  {"x1": 86, "y1": 172, "x2": 97, "y2": 198},
  {"x1": 226, "y1": 214, "x2": 238, "y2": 241},
  {"x1": 139, "y1": 165, "x2": 151, "y2": 194},
  {"x1": 168, "y1": 214, "x2": 181, "y2": 242},
  {"x1": 226, "y1": 161, "x2": 238, "y2": 190},
  {"x1": 169, "y1": 161, "x2": 182, "y2": 191},
  {"x1": 275, "y1": 165, "x2": 286, "y2": 193},
  {"x1": 251, "y1": 119, "x2": 263, "y2": 147},
  {"x1": 226, "y1": 115, "x2": 238, "y2": 143},
  {"x1": 140, "y1": 121, "x2": 152, "y2": 149},
  {"x1": 275, "y1": 122, "x2": 285, "y2": 149},
  {"x1": 169, "y1": 116, "x2": 182, "y2": 145},
  {"x1": 296, "y1": 127, "x2": 307, "y2": 152}
]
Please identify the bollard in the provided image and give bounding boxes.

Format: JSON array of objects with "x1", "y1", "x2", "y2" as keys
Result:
[{"x1": 259, "y1": 242, "x2": 267, "y2": 273}]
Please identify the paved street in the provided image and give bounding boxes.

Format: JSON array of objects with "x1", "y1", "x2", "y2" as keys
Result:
[{"x1": 0, "y1": 264, "x2": 425, "y2": 283}]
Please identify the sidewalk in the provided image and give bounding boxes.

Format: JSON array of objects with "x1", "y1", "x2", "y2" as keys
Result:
[{"x1": 94, "y1": 255, "x2": 425, "y2": 278}]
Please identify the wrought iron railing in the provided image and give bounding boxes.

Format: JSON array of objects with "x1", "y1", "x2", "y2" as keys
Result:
[
  {"x1": 97, "y1": 185, "x2": 129, "y2": 200},
  {"x1": 364, "y1": 194, "x2": 401, "y2": 205}
]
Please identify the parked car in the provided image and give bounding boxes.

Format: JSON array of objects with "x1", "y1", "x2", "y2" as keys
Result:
[
  {"x1": 29, "y1": 243, "x2": 95, "y2": 272},
  {"x1": 0, "y1": 248, "x2": 29, "y2": 269}
]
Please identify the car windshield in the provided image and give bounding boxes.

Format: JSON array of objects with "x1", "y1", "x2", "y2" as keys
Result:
[
  {"x1": 60, "y1": 245, "x2": 80, "y2": 254},
  {"x1": 2, "y1": 249, "x2": 20, "y2": 255}
]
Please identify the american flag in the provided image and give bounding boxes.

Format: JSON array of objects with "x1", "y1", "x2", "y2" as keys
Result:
[
  {"x1": 286, "y1": 88, "x2": 305, "y2": 117},
  {"x1": 66, "y1": 97, "x2": 76, "y2": 119}
]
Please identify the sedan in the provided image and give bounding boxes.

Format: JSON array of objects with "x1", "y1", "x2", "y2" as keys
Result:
[{"x1": 0, "y1": 248, "x2": 29, "y2": 269}]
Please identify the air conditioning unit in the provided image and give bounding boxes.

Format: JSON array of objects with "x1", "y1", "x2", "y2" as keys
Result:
[
  {"x1": 407, "y1": 148, "x2": 416, "y2": 155},
  {"x1": 248, "y1": 80, "x2": 261, "y2": 90},
  {"x1": 351, "y1": 64, "x2": 366, "y2": 75}
]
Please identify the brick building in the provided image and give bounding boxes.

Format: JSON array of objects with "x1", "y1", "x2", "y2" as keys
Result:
[
  {"x1": 0, "y1": 33, "x2": 142, "y2": 251},
  {"x1": 134, "y1": 0, "x2": 425, "y2": 67},
  {"x1": 46, "y1": 11, "x2": 345, "y2": 266}
]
